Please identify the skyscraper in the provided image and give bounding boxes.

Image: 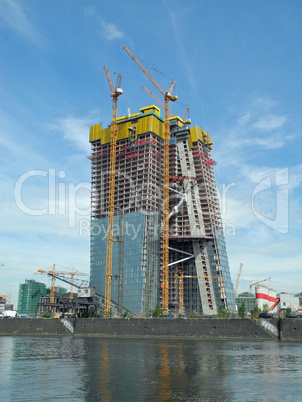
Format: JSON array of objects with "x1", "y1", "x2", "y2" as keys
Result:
[{"x1": 89, "y1": 105, "x2": 235, "y2": 315}]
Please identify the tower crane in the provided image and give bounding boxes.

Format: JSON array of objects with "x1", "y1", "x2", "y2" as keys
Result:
[
  {"x1": 175, "y1": 270, "x2": 222, "y2": 315},
  {"x1": 182, "y1": 106, "x2": 189, "y2": 122},
  {"x1": 35, "y1": 264, "x2": 88, "y2": 314},
  {"x1": 103, "y1": 65, "x2": 123, "y2": 316},
  {"x1": 142, "y1": 86, "x2": 173, "y2": 117},
  {"x1": 234, "y1": 263, "x2": 244, "y2": 297},
  {"x1": 142, "y1": 86, "x2": 190, "y2": 124},
  {"x1": 123, "y1": 46, "x2": 178, "y2": 311},
  {"x1": 249, "y1": 277, "x2": 272, "y2": 293}
]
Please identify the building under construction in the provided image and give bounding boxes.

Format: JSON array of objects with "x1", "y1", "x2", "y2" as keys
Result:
[{"x1": 89, "y1": 104, "x2": 236, "y2": 315}]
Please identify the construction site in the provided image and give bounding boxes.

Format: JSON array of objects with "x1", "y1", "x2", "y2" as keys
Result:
[{"x1": 88, "y1": 46, "x2": 236, "y2": 317}]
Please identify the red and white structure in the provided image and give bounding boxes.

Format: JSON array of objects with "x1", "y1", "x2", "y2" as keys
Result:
[{"x1": 255, "y1": 285, "x2": 277, "y2": 311}]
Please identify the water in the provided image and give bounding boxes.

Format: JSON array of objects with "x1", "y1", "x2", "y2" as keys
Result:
[{"x1": 0, "y1": 337, "x2": 302, "y2": 401}]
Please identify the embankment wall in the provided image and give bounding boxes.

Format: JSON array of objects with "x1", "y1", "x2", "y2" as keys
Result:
[
  {"x1": 0, "y1": 317, "x2": 301, "y2": 340},
  {"x1": 0, "y1": 318, "x2": 273, "y2": 339},
  {"x1": 279, "y1": 319, "x2": 302, "y2": 341},
  {"x1": 0, "y1": 318, "x2": 71, "y2": 336},
  {"x1": 74, "y1": 317, "x2": 273, "y2": 339}
]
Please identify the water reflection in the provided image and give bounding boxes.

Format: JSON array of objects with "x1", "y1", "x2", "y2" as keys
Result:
[
  {"x1": 100, "y1": 341, "x2": 110, "y2": 401},
  {"x1": 0, "y1": 337, "x2": 301, "y2": 401},
  {"x1": 158, "y1": 343, "x2": 171, "y2": 400}
]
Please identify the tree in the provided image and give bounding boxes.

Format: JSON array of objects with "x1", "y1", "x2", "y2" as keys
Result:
[
  {"x1": 218, "y1": 305, "x2": 229, "y2": 318},
  {"x1": 238, "y1": 302, "x2": 246, "y2": 318},
  {"x1": 262, "y1": 304, "x2": 269, "y2": 313},
  {"x1": 251, "y1": 306, "x2": 261, "y2": 319}
]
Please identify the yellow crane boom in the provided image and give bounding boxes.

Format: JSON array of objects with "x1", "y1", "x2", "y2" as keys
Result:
[
  {"x1": 103, "y1": 65, "x2": 123, "y2": 316},
  {"x1": 182, "y1": 106, "x2": 189, "y2": 121},
  {"x1": 142, "y1": 86, "x2": 173, "y2": 117},
  {"x1": 123, "y1": 46, "x2": 178, "y2": 311}
]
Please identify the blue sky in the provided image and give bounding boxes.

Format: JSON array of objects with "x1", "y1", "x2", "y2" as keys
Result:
[{"x1": 0, "y1": 0, "x2": 301, "y2": 307}]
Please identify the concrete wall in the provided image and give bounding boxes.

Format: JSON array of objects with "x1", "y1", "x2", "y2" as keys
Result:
[
  {"x1": 279, "y1": 318, "x2": 302, "y2": 341},
  {"x1": 74, "y1": 318, "x2": 273, "y2": 340},
  {"x1": 0, "y1": 318, "x2": 71, "y2": 336},
  {"x1": 1, "y1": 317, "x2": 301, "y2": 341}
]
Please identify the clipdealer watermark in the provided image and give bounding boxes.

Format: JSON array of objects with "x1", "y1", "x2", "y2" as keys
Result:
[{"x1": 14, "y1": 167, "x2": 289, "y2": 237}]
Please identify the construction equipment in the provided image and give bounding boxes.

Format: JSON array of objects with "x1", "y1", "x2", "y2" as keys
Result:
[
  {"x1": 123, "y1": 46, "x2": 178, "y2": 311},
  {"x1": 103, "y1": 65, "x2": 123, "y2": 316},
  {"x1": 142, "y1": 86, "x2": 190, "y2": 125},
  {"x1": 175, "y1": 270, "x2": 222, "y2": 315},
  {"x1": 249, "y1": 277, "x2": 272, "y2": 293},
  {"x1": 182, "y1": 106, "x2": 189, "y2": 121},
  {"x1": 142, "y1": 86, "x2": 173, "y2": 117},
  {"x1": 35, "y1": 264, "x2": 88, "y2": 314},
  {"x1": 234, "y1": 263, "x2": 244, "y2": 297}
]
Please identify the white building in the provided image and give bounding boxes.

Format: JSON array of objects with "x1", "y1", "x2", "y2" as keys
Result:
[{"x1": 255, "y1": 285, "x2": 277, "y2": 311}]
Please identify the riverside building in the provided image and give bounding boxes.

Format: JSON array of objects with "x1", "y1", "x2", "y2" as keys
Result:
[{"x1": 89, "y1": 105, "x2": 236, "y2": 315}]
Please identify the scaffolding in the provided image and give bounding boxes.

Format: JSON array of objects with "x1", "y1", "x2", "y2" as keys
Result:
[
  {"x1": 17, "y1": 279, "x2": 47, "y2": 317},
  {"x1": 89, "y1": 106, "x2": 236, "y2": 315}
]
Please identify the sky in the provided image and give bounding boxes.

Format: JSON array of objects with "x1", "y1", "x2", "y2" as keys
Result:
[{"x1": 0, "y1": 0, "x2": 301, "y2": 308}]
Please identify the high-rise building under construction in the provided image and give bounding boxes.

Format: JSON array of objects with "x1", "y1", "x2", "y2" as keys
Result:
[{"x1": 89, "y1": 105, "x2": 236, "y2": 315}]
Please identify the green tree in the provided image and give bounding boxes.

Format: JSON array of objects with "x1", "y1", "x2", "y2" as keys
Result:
[
  {"x1": 152, "y1": 305, "x2": 164, "y2": 318},
  {"x1": 251, "y1": 305, "x2": 261, "y2": 319},
  {"x1": 218, "y1": 305, "x2": 229, "y2": 318},
  {"x1": 285, "y1": 307, "x2": 292, "y2": 317},
  {"x1": 262, "y1": 304, "x2": 269, "y2": 313},
  {"x1": 238, "y1": 302, "x2": 246, "y2": 318}
]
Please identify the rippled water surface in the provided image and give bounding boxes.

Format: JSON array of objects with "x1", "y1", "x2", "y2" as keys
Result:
[{"x1": 0, "y1": 337, "x2": 302, "y2": 401}]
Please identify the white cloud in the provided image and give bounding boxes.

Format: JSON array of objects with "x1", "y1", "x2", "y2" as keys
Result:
[
  {"x1": 51, "y1": 115, "x2": 95, "y2": 154},
  {"x1": 0, "y1": 0, "x2": 43, "y2": 46},
  {"x1": 84, "y1": 8, "x2": 125, "y2": 42},
  {"x1": 215, "y1": 97, "x2": 291, "y2": 156},
  {"x1": 253, "y1": 114, "x2": 286, "y2": 131},
  {"x1": 101, "y1": 21, "x2": 125, "y2": 41},
  {"x1": 251, "y1": 97, "x2": 277, "y2": 111}
]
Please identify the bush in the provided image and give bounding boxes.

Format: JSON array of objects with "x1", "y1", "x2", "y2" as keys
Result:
[
  {"x1": 42, "y1": 313, "x2": 52, "y2": 318},
  {"x1": 152, "y1": 305, "x2": 164, "y2": 318}
]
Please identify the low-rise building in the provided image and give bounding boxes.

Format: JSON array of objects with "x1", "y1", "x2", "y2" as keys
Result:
[{"x1": 236, "y1": 292, "x2": 256, "y2": 313}]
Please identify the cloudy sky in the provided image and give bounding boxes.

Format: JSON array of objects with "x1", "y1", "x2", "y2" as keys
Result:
[{"x1": 0, "y1": 0, "x2": 301, "y2": 307}]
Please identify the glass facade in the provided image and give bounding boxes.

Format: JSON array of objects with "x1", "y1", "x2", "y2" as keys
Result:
[
  {"x1": 17, "y1": 279, "x2": 47, "y2": 317},
  {"x1": 215, "y1": 230, "x2": 236, "y2": 313},
  {"x1": 236, "y1": 292, "x2": 256, "y2": 313},
  {"x1": 90, "y1": 211, "x2": 160, "y2": 314}
]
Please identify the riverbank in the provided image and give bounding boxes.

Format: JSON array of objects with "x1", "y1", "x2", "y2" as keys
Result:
[{"x1": 1, "y1": 317, "x2": 301, "y2": 341}]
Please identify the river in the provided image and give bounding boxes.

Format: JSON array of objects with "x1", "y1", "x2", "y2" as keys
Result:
[{"x1": 0, "y1": 337, "x2": 301, "y2": 401}]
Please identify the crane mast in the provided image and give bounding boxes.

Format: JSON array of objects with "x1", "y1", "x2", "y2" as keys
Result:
[
  {"x1": 123, "y1": 46, "x2": 178, "y2": 311},
  {"x1": 234, "y1": 263, "x2": 244, "y2": 297},
  {"x1": 103, "y1": 66, "x2": 123, "y2": 316}
]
